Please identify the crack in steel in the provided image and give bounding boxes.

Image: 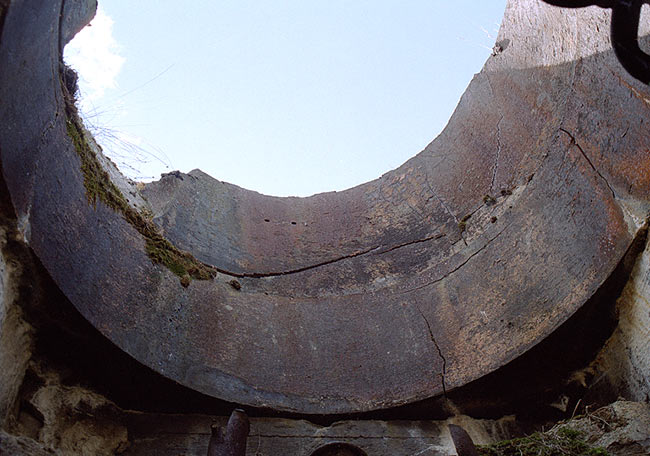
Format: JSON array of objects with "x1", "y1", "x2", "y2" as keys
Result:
[
  {"x1": 378, "y1": 178, "x2": 426, "y2": 223},
  {"x1": 484, "y1": 72, "x2": 507, "y2": 194},
  {"x1": 213, "y1": 245, "x2": 382, "y2": 279},
  {"x1": 216, "y1": 232, "x2": 447, "y2": 279},
  {"x1": 416, "y1": 305, "x2": 447, "y2": 397},
  {"x1": 376, "y1": 233, "x2": 446, "y2": 255},
  {"x1": 180, "y1": 161, "x2": 505, "y2": 281},
  {"x1": 491, "y1": 115, "x2": 504, "y2": 191},
  {"x1": 559, "y1": 128, "x2": 617, "y2": 199},
  {"x1": 422, "y1": 174, "x2": 459, "y2": 224},
  {"x1": 400, "y1": 226, "x2": 507, "y2": 294}
]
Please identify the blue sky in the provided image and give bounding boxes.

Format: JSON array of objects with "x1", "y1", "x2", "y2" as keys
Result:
[{"x1": 65, "y1": 1, "x2": 506, "y2": 197}]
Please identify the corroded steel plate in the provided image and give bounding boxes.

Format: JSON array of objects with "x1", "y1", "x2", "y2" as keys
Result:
[{"x1": 1, "y1": 0, "x2": 649, "y2": 413}]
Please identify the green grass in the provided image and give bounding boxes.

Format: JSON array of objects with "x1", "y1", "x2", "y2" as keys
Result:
[
  {"x1": 64, "y1": 79, "x2": 216, "y2": 287},
  {"x1": 478, "y1": 426, "x2": 608, "y2": 456}
]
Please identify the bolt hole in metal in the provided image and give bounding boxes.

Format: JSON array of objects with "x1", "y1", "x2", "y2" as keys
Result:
[{"x1": 309, "y1": 443, "x2": 368, "y2": 456}]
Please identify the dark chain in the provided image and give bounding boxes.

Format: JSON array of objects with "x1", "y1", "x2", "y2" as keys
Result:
[{"x1": 541, "y1": 0, "x2": 650, "y2": 84}]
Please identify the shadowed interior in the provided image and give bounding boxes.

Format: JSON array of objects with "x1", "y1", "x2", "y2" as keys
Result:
[{"x1": 0, "y1": 0, "x2": 649, "y2": 415}]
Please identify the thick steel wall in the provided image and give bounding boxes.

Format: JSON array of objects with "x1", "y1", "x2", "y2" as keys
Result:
[{"x1": 0, "y1": 0, "x2": 648, "y2": 414}]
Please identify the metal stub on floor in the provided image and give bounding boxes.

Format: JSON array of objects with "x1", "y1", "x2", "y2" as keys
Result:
[
  {"x1": 1, "y1": 0, "x2": 649, "y2": 414},
  {"x1": 207, "y1": 409, "x2": 249, "y2": 456},
  {"x1": 449, "y1": 425, "x2": 479, "y2": 456}
]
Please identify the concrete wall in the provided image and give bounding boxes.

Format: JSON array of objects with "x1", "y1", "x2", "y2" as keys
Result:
[
  {"x1": 594, "y1": 231, "x2": 650, "y2": 402},
  {"x1": 0, "y1": 204, "x2": 34, "y2": 427}
]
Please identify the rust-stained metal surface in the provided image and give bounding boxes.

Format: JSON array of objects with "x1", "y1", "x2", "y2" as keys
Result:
[
  {"x1": 449, "y1": 425, "x2": 479, "y2": 456},
  {"x1": 1, "y1": 0, "x2": 649, "y2": 414}
]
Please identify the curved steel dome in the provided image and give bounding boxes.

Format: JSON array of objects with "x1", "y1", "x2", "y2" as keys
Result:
[{"x1": 0, "y1": 0, "x2": 648, "y2": 414}]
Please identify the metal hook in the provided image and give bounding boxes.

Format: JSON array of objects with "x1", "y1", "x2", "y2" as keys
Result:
[{"x1": 541, "y1": 0, "x2": 650, "y2": 84}]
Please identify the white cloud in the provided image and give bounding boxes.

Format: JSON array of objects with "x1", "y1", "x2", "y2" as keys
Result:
[
  {"x1": 63, "y1": 6, "x2": 125, "y2": 107},
  {"x1": 62, "y1": 7, "x2": 157, "y2": 180}
]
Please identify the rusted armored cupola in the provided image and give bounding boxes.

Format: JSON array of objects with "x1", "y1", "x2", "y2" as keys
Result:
[{"x1": 1, "y1": 0, "x2": 649, "y2": 455}]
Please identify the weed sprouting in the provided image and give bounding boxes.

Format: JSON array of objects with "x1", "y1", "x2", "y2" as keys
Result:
[
  {"x1": 63, "y1": 70, "x2": 216, "y2": 286},
  {"x1": 478, "y1": 426, "x2": 609, "y2": 456}
]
